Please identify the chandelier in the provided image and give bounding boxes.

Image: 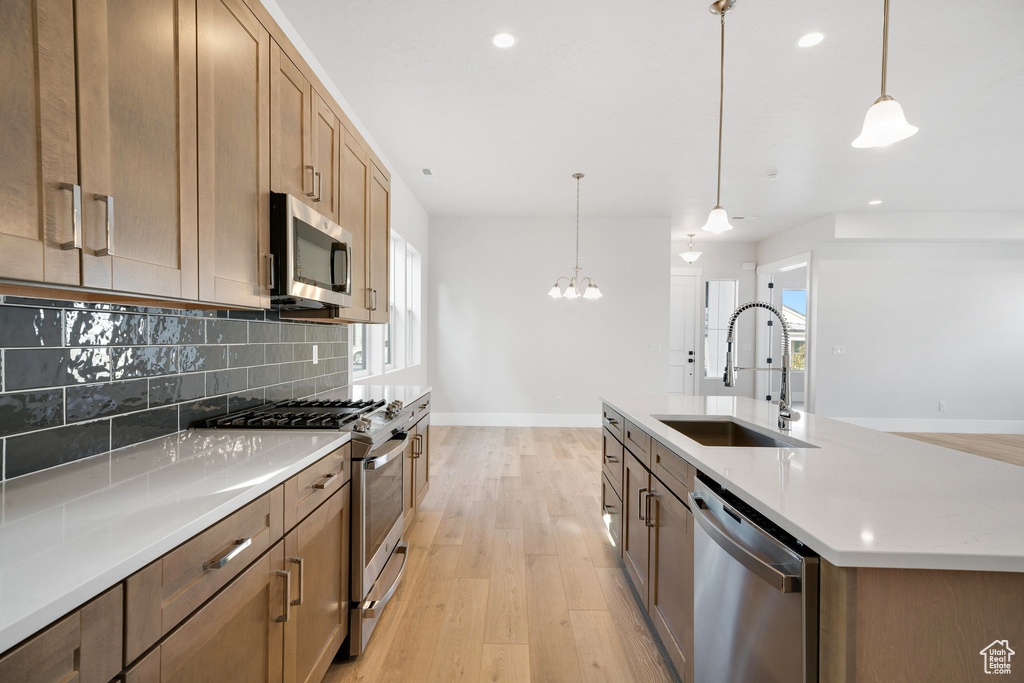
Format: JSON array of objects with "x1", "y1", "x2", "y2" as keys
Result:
[{"x1": 548, "y1": 173, "x2": 602, "y2": 300}]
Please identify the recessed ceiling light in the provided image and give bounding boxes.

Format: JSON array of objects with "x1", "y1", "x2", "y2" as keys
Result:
[
  {"x1": 492, "y1": 33, "x2": 517, "y2": 48},
  {"x1": 868, "y1": 199, "x2": 883, "y2": 205},
  {"x1": 797, "y1": 32, "x2": 826, "y2": 48}
]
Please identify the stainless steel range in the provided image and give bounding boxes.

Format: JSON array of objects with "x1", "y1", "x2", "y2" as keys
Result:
[{"x1": 205, "y1": 395, "x2": 417, "y2": 656}]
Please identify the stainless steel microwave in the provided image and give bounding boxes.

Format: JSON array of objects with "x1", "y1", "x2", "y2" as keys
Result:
[{"x1": 270, "y1": 193, "x2": 353, "y2": 310}]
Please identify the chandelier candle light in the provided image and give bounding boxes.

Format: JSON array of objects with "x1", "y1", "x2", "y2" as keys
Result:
[
  {"x1": 548, "y1": 173, "x2": 602, "y2": 300},
  {"x1": 852, "y1": 0, "x2": 918, "y2": 148},
  {"x1": 700, "y1": 0, "x2": 738, "y2": 234}
]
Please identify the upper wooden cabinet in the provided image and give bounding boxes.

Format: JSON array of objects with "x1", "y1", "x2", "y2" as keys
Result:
[
  {"x1": 312, "y1": 94, "x2": 341, "y2": 223},
  {"x1": 0, "y1": 0, "x2": 84, "y2": 287},
  {"x1": 368, "y1": 163, "x2": 391, "y2": 323},
  {"x1": 75, "y1": 0, "x2": 200, "y2": 299},
  {"x1": 196, "y1": 0, "x2": 271, "y2": 308},
  {"x1": 339, "y1": 130, "x2": 372, "y2": 321},
  {"x1": 270, "y1": 41, "x2": 313, "y2": 203}
]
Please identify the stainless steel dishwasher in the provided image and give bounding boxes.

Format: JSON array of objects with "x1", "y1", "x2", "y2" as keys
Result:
[{"x1": 689, "y1": 477, "x2": 818, "y2": 683}]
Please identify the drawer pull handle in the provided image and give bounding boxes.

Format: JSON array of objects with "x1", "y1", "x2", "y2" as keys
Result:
[
  {"x1": 203, "y1": 537, "x2": 252, "y2": 571},
  {"x1": 604, "y1": 454, "x2": 620, "y2": 464},
  {"x1": 644, "y1": 492, "x2": 657, "y2": 528},
  {"x1": 275, "y1": 570, "x2": 291, "y2": 622},
  {"x1": 59, "y1": 183, "x2": 82, "y2": 250},
  {"x1": 93, "y1": 193, "x2": 114, "y2": 256},
  {"x1": 305, "y1": 165, "x2": 317, "y2": 197},
  {"x1": 288, "y1": 556, "x2": 305, "y2": 606},
  {"x1": 313, "y1": 471, "x2": 339, "y2": 490},
  {"x1": 602, "y1": 504, "x2": 617, "y2": 516},
  {"x1": 637, "y1": 487, "x2": 649, "y2": 520}
]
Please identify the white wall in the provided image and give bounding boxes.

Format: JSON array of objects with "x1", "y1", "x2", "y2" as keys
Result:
[
  {"x1": 430, "y1": 216, "x2": 671, "y2": 426},
  {"x1": 812, "y1": 240, "x2": 1024, "y2": 432}
]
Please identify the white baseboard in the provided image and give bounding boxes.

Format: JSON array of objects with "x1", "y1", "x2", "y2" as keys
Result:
[
  {"x1": 835, "y1": 417, "x2": 1024, "y2": 434},
  {"x1": 432, "y1": 412, "x2": 601, "y2": 428}
]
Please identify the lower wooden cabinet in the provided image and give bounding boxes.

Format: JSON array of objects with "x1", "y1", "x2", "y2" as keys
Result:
[
  {"x1": 601, "y1": 473, "x2": 623, "y2": 552},
  {"x1": 0, "y1": 585, "x2": 122, "y2": 683},
  {"x1": 622, "y1": 450, "x2": 652, "y2": 603},
  {"x1": 413, "y1": 414, "x2": 430, "y2": 508},
  {"x1": 648, "y1": 478, "x2": 695, "y2": 683},
  {"x1": 126, "y1": 543, "x2": 287, "y2": 683}
]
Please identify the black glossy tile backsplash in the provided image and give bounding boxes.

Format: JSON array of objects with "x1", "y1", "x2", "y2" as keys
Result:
[{"x1": 0, "y1": 296, "x2": 348, "y2": 481}]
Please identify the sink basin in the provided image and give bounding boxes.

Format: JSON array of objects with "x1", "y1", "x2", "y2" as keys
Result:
[{"x1": 657, "y1": 419, "x2": 816, "y2": 449}]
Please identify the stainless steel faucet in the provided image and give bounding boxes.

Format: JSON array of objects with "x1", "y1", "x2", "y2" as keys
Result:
[{"x1": 723, "y1": 301, "x2": 801, "y2": 430}]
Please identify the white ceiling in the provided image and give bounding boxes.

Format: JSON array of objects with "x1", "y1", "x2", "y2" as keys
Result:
[{"x1": 279, "y1": 0, "x2": 1024, "y2": 242}]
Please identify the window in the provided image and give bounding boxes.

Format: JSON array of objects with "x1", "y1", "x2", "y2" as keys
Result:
[
  {"x1": 704, "y1": 279, "x2": 738, "y2": 379},
  {"x1": 352, "y1": 230, "x2": 422, "y2": 379},
  {"x1": 781, "y1": 289, "x2": 807, "y2": 370}
]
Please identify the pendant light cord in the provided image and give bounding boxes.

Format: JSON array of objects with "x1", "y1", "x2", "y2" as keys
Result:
[
  {"x1": 575, "y1": 175, "x2": 581, "y2": 271},
  {"x1": 880, "y1": 0, "x2": 889, "y2": 97},
  {"x1": 716, "y1": 11, "x2": 725, "y2": 208}
]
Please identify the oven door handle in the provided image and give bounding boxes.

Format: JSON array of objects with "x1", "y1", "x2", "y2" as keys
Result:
[{"x1": 364, "y1": 433, "x2": 409, "y2": 470}]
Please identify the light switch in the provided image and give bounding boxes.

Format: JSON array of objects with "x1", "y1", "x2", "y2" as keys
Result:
[
  {"x1": 313, "y1": 344, "x2": 319, "y2": 364},
  {"x1": 832, "y1": 345, "x2": 845, "y2": 355}
]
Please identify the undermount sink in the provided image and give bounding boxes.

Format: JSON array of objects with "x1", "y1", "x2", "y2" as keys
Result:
[{"x1": 657, "y1": 418, "x2": 817, "y2": 449}]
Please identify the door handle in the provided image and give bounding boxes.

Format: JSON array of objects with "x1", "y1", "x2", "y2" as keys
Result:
[
  {"x1": 275, "y1": 570, "x2": 291, "y2": 622},
  {"x1": 637, "y1": 487, "x2": 649, "y2": 520},
  {"x1": 93, "y1": 194, "x2": 114, "y2": 256},
  {"x1": 287, "y1": 556, "x2": 304, "y2": 606},
  {"x1": 59, "y1": 183, "x2": 82, "y2": 250},
  {"x1": 305, "y1": 165, "x2": 317, "y2": 197}
]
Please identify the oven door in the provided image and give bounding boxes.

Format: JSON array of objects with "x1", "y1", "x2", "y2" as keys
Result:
[
  {"x1": 273, "y1": 193, "x2": 353, "y2": 308},
  {"x1": 350, "y1": 433, "x2": 409, "y2": 655}
]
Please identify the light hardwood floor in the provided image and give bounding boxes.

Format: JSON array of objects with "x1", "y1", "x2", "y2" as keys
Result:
[
  {"x1": 892, "y1": 433, "x2": 1024, "y2": 467},
  {"x1": 325, "y1": 426, "x2": 675, "y2": 683}
]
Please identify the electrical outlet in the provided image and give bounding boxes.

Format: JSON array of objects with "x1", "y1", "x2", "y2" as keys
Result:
[
  {"x1": 648, "y1": 343, "x2": 662, "y2": 352},
  {"x1": 312, "y1": 344, "x2": 318, "y2": 365},
  {"x1": 554, "y1": 396, "x2": 562, "y2": 406},
  {"x1": 939, "y1": 401, "x2": 946, "y2": 411},
  {"x1": 832, "y1": 345, "x2": 846, "y2": 355}
]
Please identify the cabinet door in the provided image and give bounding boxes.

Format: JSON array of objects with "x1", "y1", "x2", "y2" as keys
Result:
[
  {"x1": 622, "y1": 451, "x2": 651, "y2": 607},
  {"x1": 152, "y1": 543, "x2": 286, "y2": 683},
  {"x1": 74, "y1": 0, "x2": 199, "y2": 299},
  {"x1": 270, "y1": 40, "x2": 313, "y2": 202},
  {"x1": 340, "y1": 129, "x2": 371, "y2": 321},
  {"x1": 196, "y1": 0, "x2": 270, "y2": 308},
  {"x1": 311, "y1": 94, "x2": 340, "y2": 222},
  {"x1": 649, "y1": 479, "x2": 694, "y2": 683},
  {"x1": 0, "y1": 585, "x2": 122, "y2": 683},
  {"x1": 0, "y1": 0, "x2": 81, "y2": 286},
  {"x1": 283, "y1": 487, "x2": 346, "y2": 683},
  {"x1": 402, "y1": 423, "x2": 417, "y2": 530},
  {"x1": 367, "y1": 164, "x2": 390, "y2": 323},
  {"x1": 413, "y1": 415, "x2": 430, "y2": 508}
]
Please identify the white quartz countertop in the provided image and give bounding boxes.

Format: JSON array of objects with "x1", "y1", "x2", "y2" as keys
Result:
[
  {"x1": 0, "y1": 428, "x2": 350, "y2": 653},
  {"x1": 601, "y1": 394, "x2": 1024, "y2": 573}
]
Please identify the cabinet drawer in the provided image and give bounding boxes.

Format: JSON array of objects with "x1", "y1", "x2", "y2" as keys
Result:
[
  {"x1": 125, "y1": 486, "x2": 284, "y2": 663},
  {"x1": 602, "y1": 427, "x2": 624, "y2": 498},
  {"x1": 601, "y1": 404, "x2": 623, "y2": 442},
  {"x1": 411, "y1": 392, "x2": 431, "y2": 422},
  {"x1": 653, "y1": 440, "x2": 696, "y2": 502},
  {"x1": 601, "y1": 473, "x2": 623, "y2": 554},
  {"x1": 624, "y1": 419, "x2": 651, "y2": 466},
  {"x1": 0, "y1": 585, "x2": 122, "y2": 683},
  {"x1": 284, "y1": 442, "x2": 350, "y2": 530}
]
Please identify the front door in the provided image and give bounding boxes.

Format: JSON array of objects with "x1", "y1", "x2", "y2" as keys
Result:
[{"x1": 670, "y1": 273, "x2": 699, "y2": 395}]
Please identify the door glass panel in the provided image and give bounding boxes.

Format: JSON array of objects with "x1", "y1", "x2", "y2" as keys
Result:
[
  {"x1": 705, "y1": 280, "x2": 738, "y2": 379},
  {"x1": 364, "y1": 447, "x2": 403, "y2": 564},
  {"x1": 293, "y1": 217, "x2": 348, "y2": 291}
]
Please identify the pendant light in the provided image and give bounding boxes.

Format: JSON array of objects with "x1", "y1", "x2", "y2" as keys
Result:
[
  {"x1": 700, "y1": 0, "x2": 737, "y2": 234},
  {"x1": 547, "y1": 173, "x2": 602, "y2": 300},
  {"x1": 852, "y1": 0, "x2": 918, "y2": 148},
  {"x1": 679, "y1": 234, "x2": 703, "y2": 263}
]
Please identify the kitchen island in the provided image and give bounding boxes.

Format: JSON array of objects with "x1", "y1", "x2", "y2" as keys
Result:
[{"x1": 600, "y1": 394, "x2": 1024, "y2": 683}]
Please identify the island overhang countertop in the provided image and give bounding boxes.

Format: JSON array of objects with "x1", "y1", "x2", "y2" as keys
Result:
[{"x1": 600, "y1": 394, "x2": 1024, "y2": 573}]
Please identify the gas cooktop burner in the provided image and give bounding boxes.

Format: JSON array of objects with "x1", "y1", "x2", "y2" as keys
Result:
[{"x1": 203, "y1": 398, "x2": 387, "y2": 430}]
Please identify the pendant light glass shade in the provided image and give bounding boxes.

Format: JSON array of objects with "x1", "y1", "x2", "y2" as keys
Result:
[
  {"x1": 563, "y1": 285, "x2": 579, "y2": 300},
  {"x1": 679, "y1": 233, "x2": 704, "y2": 263},
  {"x1": 852, "y1": 96, "x2": 918, "y2": 148},
  {"x1": 583, "y1": 283, "x2": 602, "y2": 299},
  {"x1": 548, "y1": 284, "x2": 562, "y2": 298},
  {"x1": 699, "y1": 207, "x2": 733, "y2": 234}
]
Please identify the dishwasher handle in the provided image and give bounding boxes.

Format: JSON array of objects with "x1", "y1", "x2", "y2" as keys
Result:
[{"x1": 689, "y1": 491, "x2": 802, "y2": 594}]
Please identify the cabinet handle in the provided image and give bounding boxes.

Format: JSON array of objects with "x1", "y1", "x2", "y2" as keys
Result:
[
  {"x1": 203, "y1": 537, "x2": 252, "y2": 570},
  {"x1": 265, "y1": 253, "x2": 275, "y2": 288},
  {"x1": 314, "y1": 171, "x2": 322, "y2": 202},
  {"x1": 287, "y1": 556, "x2": 304, "y2": 606},
  {"x1": 637, "y1": 487, "x2": 649, "y2": 520},
  {"x1": 305, "y1": 165, "x2": 317, "y2": 197},
  {"x1": 275, "y1": 570, "x2": 291, "y2": 622},
  {"x1": 604, "y1": 453, "x2": 620, "y2": 464},
  {"x1": 602, "y1": 503, "x2": 617, "y2": 516},
  {"x1": 644, "y1": 492, "x2": 657, "y2": 528},
  {"x1": 419, "y1": 403, "x2": 428, "y2": 410},
  {"x1": 93, "y1": 194, "x2": 114, "y2": 256},
  {"x1": 59, "y1": 183, "x2": 82, "y2": 250},
  {"x1": 312, "y1": 471, "x2": 339, "y2": 489},
  {"x1": 371, "y1": 289, "x2": 378, "y2": 310}
]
